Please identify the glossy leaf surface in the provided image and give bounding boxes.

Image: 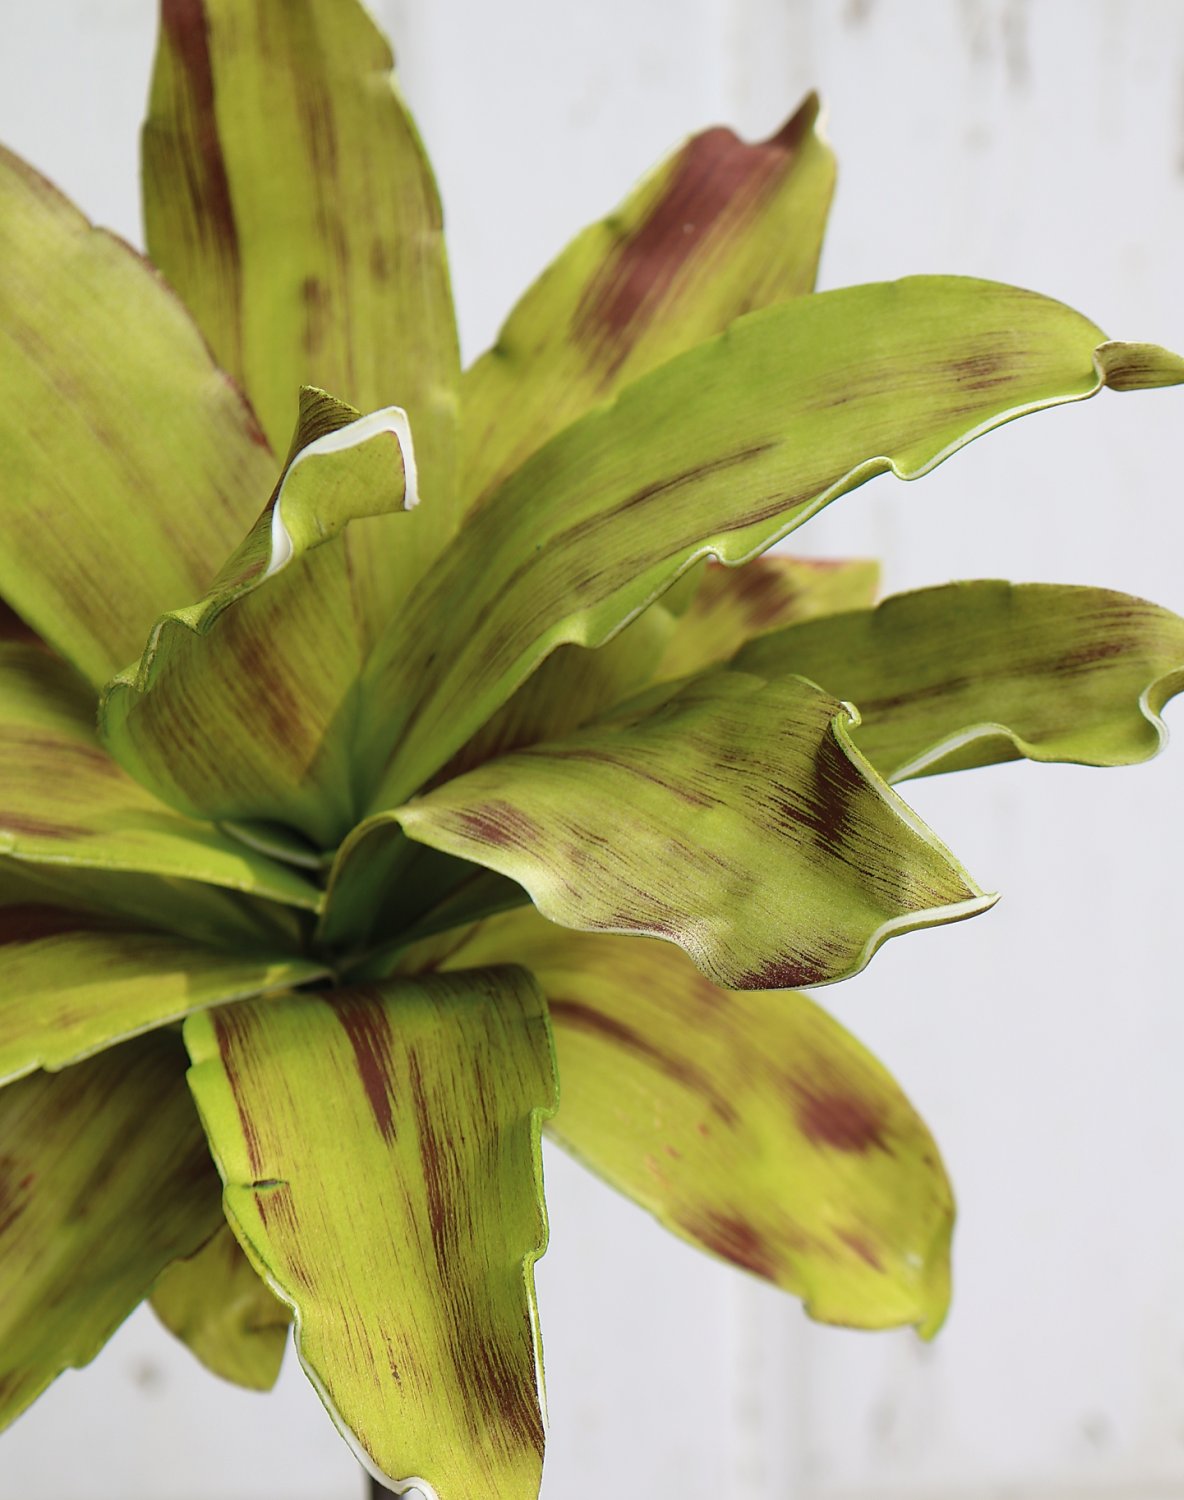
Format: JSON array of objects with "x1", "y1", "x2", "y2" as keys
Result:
[
  {"x1": 461, "y1": 94, "x2": 835, "y2": 508},
  {"x1": 430, "y1": 907, "x2": 953, "y2": 1334},
  {"x1": 185, "y1": 969, "x2": 557, "y2": 1498},
  {"x1": 0, "y1": 1035, "x2": 223, "y2": 1428},
  {"x1": 396, "y1": 672, "x2": 991, "y2": 990},
  {"x1": 733, "y1": 581, "x2": 1184, "y2": 780},
  {"x1": 362, "y1": 277, "x2": 1182, "y2": 808},
  {"x1": 0, "y1": 146, "x2": 272, "y2": 687},
  {"x1": 152, "y1": 1222, "x2": 291, "y2": 1391}
]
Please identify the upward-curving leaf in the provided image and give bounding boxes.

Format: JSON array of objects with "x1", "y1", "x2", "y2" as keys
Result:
[
  {"x1": 0, "y1": 146, "x2": 274, "y2": 687},
  {"x1": 461, "y1": 94, "x2": 835, "y2": 508},
  {"x1": 185, "y1": 969, "x2": 557, "y2": 1499},
  {"x1": 99, "y1": 390, "x2": 411, "y2": 849},
  {"x1": 359, "y1": 278, "x2": 1184, "y2": 810},
  {"x1": 144, "y1": 0, "x2": 460, "y2": 636}
]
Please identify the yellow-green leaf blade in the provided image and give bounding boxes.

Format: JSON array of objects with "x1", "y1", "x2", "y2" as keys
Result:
[
  {"x1": 0, "y1": 1035, "x2": 224, "y2": 1429},
  {"x1": 437, "y1": 602, "x2": 676, "y2": 784},
  {"x1": 99, "y1": 389, "x2": 411, "y2": 848},
  {"x1": 362, "y1": 277, "x2": 1182, "y2": 808},
  {"x1": 184, "y1": 970, "x2": 558, "y2": 1499},
  {"x1": 144, "y1": 0, "x2": 460, "y2": 636},
  {"x1": 321, "y1": 608, "x2": 676, "y2": 952},
  {"x1": 428, "y1": 908, "x2": 953, "y2": 1335},
  {"x1": 461, "y1": 94, "x2": 835, "y2": 508},
  {"x1": 733, "y1": 581, "x2": 1184, "y2": 781},
  {"x1": 0, "y1": 146, "x2": 274, "y2": 688},
  {"x1": 0, "y1": 902, "x2": 322, "y2": 1085},
  {"x1": 0, "y1": 855, "x2": 304, "y2": 956},
  {"x1": 0, "y1": 642, "x2": 319, "y2": 910},
  {"x1": 394, "y1": 672, "x2": 992, "y2": 991},
  {"x1": 654, "y1": 554, "x2": 880, "y2": 682},
  {"x1": 152, "y1": 1221, "x2": 291, "y2": 1391}
]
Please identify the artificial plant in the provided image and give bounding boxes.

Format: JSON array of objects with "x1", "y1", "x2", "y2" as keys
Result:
[{"x1": 1, "y1": 1, "x2": 1183, "y2": 1496}]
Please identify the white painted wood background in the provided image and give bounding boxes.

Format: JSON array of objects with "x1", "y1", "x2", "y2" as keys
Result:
[{"x1": 2, "y1": 1, "x2": 1184, "y2": 1496}]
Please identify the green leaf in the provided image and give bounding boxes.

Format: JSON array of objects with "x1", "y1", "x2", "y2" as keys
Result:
[
  {"x1": 316, "y1": 832, "x2": 527, "y2": 963},
  {"x1": 320, "y1": 607, "x2": 676, "y2": 951},
  {"x1": 732, "y1": 581, "x2": 1184, "y2": 780},
  {"x1": 0, "y1": 641, "x2": 319, "y2": 910},
  {"x1": 0, "y1": 145, "x2": 274, "y2": 688},
  {"x1": 654, "y1": 554, "x2": 880, "y2": 681},
  {"x1": 99, "y1": 388, "x2": 411, "y2": 848},
  {"x1": 1092, "y1": 340, "x2": 1184, "y2": 389},
  {"x1": 359, "y1": 277, "x2": 1184, "y2": 809},
  {"x1": 152, "y1": 1222, "x2": 291, "y2": 1392},
  {"x1": 0, "y1": 901, "x2": 323, "y2": 1085},
  {"x1": 143, "y1": 0, "x2": 460, "y2": 638},
  {"x1": 185, "y1": 969, "x2": 558, "y2": 1498},
  {"x1": 426, "y1": 907, "x2": 953, "y2": 1336},
  {"x1": 461, "y1": 94, "x2": 835, "y2": 509},
  {"x1": 0, "y1": 832, "x2": 304, "y2": 955},
  {"x1": 433, "y1": 601, "x2": 676, "y2": 784},
  {"x1": 394, "y1": 672, "x2": 992, "y2": 991},
  {"x1": 0, "y1": 1034, "x2": 224, "y2": 1429}
]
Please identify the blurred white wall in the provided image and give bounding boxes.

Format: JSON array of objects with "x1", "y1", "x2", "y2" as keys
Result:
[{"x1": 3, "y1": 1, "x2": 1184, "y2": 1497}]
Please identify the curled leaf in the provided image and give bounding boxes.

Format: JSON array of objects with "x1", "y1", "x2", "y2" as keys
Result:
[
  {"x1": 733, "y1": 581, "x2": 1184, "y2": 781},
  {"x1": 393, "y1": 671, "x2": 992, "y2": 990},
  {"x1": 99, "y1": 389, "x2": 411, "y2": 847}
]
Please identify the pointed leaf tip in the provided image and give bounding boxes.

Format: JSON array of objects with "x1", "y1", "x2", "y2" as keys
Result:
[
  {"x1": 266, "y1": 401, "x2": 419, "y2": 578},
  {"x1": 1094, "y1": 340, "x2": 1184, "y2": 391}
]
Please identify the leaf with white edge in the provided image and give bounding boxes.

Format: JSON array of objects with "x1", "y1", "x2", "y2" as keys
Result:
[
  {"x1": 185, "y1": 969, "x2": 557, "y2": 1499},
  {"x1": 143, "y1": 0, "x2": 460, "y2": 637},
  {"x1": 0, "y1": 145, "x2": 275, "y2": 688},
  {"x1": 393, "y1": 672, "x2": 992, "y2": 991},
  {"x1": 0, "y1": 903, "x2": 323, "y2": 1085},
  {"x1": 421, "y1": 907, "x2": 953, "y2": 1336},
  {"x1": 0, "y1": 1033, "x2": 224, "y2": 1429},
  {"x1": 461, "y1": 94, "x2": 835, "y2": 509},
  {"x1": 654, "y1": 554, "x2": 880, "y2": 682},
  {"x1": 152, "y1": 1222, "x2": 291, "y2": 1392},
  {"x1": 732, "y1": 581, "x2": 1184, "y2": 781},
  {"x1": 0, "y1": 642, "x2": 319, "y2": 911},
  {"x1": 359, "y1": 277, "x2": 1184, "y2": 809},
  {"x1": 99, "y1": 388, "x2": 412, "y2": 849}
]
